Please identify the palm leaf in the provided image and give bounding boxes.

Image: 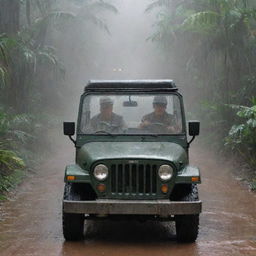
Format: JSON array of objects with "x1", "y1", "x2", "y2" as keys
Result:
[
  {"x1": 78, "y1": 11, "x2": 110, "y2": 34},
  {"x1": 146, "y1": 0, "x2": 187, "y2": 12},
  {"x1": 36, "y1": 46, "x2": 65, "y2": 73},
  {"x1": 10, "y1": 113, "x2": 33, "y2": 128},
  {"x1": 0, "y1": 35, "x2": 18, "y2": 66},
  {"x1": 45, "y1": 11, "x2": 76, "y2": 24},
  {"x1": 76, "y1": 0, "x2": 118, "y2": 33},
  {"x1": 21, "y1": 46, "x2": 36, "y2": 65},
  {"x1": 32, "y1": 11, "x2": 76, "y2": 35},
  {"x1": 8, "y1": 130, "x2": 35, "y2": 144},
  {"x1": 0, "y1": 67, "x2": 8, "y2": 88},
  {"x1": 37, "y1": 51, "x2": 58, "y2": 66},
  {"x1": 146, "y1": 0, "x2": 173, "y2": 12},
  {"x1": 181, "y1": 11, "x2": 220, "y2": 31},
  {"x1": 87, "y1": 15, "x2": 110, "y2": 34},
  {"x1": 243, "y1": 8, "x2": 256, "y2": 20},
  {"x1": 0, "y1": 35, "x2": 17, "y2": 51},
  {"x1": 89, "y1": 0, "x2": 118, "y2": 14}
]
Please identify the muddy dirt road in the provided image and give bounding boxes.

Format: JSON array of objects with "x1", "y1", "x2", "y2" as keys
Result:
[{"x1": 0, "y1": 146, "x2": 255, "y2": 256}]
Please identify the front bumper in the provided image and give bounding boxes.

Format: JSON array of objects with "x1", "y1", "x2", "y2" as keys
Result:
[{"x1": 63, "y1": 199, "x2": 202, "y2": 215}]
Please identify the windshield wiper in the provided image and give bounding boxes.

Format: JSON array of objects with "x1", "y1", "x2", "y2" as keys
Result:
[
  {"x1": 148, "y1": 134, "x2": 159, "y2": 137},
  {"x1": 94, "y1": 130, "x2": 114, "y2": 136}
]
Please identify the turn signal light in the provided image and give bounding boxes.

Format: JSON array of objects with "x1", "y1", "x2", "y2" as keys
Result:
[
  {"x1": 67, "y1": 175, "x2": 75, "y2": 181},
  {"x1": 97, "y1": 184, "x2": 106, "y2": 193},
  {"x1": 161, "y1": 184, "x2": 168, "y2": 194},
  {"x1": 192, "y1": 177, "x2": 199, "y2": 182}
]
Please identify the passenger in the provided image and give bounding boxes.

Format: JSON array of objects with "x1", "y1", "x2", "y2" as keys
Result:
[
  {"x1": 88, "y1": 97, "x2": 126, "y2": 133},
  {"x1": 139, "y1": 96, "x2": 179, "y2": 133}
]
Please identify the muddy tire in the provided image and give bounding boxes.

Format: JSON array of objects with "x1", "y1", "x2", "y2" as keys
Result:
[
  {"x1": 175, "y1": 184, "x2": 199, "y2": 243},
  {"x1": 62, "y1": 183, "x2": 84, "y2": 241}
]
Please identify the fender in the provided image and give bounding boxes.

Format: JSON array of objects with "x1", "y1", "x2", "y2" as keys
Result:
[
  {"x1": 64, "y1": 164, "x2": 91, "y2": 183},
  {"x1": 176, "y1": 165, "x2": 201, "y2": 184}
]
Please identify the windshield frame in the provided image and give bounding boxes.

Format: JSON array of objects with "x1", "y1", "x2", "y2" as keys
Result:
[{"x1": 77, "y1": 91, "x2": 187, "y2": 136}]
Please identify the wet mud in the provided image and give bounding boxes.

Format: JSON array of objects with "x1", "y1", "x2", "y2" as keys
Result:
[{"x1": 0, "y1": 146, "x2": 255, "y2": 256}]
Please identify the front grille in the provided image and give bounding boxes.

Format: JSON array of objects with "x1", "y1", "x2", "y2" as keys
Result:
[{"x1": 110, "y1": 163, "x2": 157, "y2": 196}]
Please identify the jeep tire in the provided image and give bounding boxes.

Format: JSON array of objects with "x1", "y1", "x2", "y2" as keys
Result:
[
  {"x1": 62, "y1": 183, "x2": 84, "y2": 241},
  {"x1": 175, "y1": 184, "x2": 199, "y2": 243}
]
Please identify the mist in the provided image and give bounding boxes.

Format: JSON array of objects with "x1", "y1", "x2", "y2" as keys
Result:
[
  {"x1": 1, "y1": 0, "x2": 254, "y2": 153},
  {"x1": 86, "y1": 0, "x2": 163, "y2": 80},
  {"x1": 53, "y1": 0, "x2": 256, "y2": 174},
  {"x1": 59, "y1": 0, "x2": 170, "y2": 114}
]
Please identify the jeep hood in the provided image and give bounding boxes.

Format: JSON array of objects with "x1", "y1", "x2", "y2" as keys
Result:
[{"x1": 77, "y1": 142, "x2": 187, "y2": 169}]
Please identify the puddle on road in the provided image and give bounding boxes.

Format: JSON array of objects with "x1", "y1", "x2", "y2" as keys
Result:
[{"x1": 0, "y1": 148, "x2": 256, "y2": 256}]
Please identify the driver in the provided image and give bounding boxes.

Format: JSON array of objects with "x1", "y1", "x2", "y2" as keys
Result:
[
  {"x1": 139, "y1": 96, "x2": 178, "y2": 133},
  {"x1": 88, "y1": 97, "x2": 126, "y2": 133}
]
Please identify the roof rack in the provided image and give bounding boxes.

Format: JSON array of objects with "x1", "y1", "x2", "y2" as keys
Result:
[{"x1": 84, "y1": 80, "x2": 177, "y2": 92}]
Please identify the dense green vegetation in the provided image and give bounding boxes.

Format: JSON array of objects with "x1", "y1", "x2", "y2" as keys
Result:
[
  {"x1": 0, "y1": 0, "x2": 117, "y2": 197},
  {"x1": 147, "y1": 0, "x2": 256, "y2": 186},
  {"x1": 225, "y1": 98, "x2": 256, "y2": 166}
]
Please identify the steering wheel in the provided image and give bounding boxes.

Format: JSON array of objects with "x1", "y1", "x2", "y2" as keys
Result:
[
  {"x1": 98, "y1": 121, "x2": 112, "y2": 127},
  {"x1": 144, "y1": 122, "x2": 168, "y2": 133},
  {"x1": 97, "y1": 121, "x2": 122, "y2": 133}
]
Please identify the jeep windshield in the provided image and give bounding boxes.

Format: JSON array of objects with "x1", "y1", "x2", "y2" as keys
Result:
[{"x1": 79, "y1": 94, "x2": 184, "y2": 135}]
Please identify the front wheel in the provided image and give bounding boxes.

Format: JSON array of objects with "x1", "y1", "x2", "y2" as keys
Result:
[
  {"x1": 175, "y1": 214, "x2": 199, "y2": 243},
  {"x1": 174, "y1": 184, "x2": 199, "y2": 243},
  {"x1": 62, "y1": 183, "x2": 84, "y2": 241}
]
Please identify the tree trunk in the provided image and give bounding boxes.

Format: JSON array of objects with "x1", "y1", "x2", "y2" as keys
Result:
[
  {"x1": 26, "y1": 0, "x2": 31, "y2": 26},
  {"x1": 0, "y1": 0, "x2": 22, "y2": 111},
  {"x1": 0, "y1": 0, "x2": 20, "y2": 35}
]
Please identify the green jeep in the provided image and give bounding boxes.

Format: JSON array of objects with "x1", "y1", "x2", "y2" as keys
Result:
[{"x1": 62, "y1": 80, "x2": 201, "y2": 242}]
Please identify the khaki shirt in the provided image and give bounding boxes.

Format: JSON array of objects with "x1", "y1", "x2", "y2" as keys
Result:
[
  {"x1": 141, "y1": 112, "x2": 177, "y2": 133},
  {"x1": 142, "y1": 112, "x2": 175, "y2": 126},
  {"x1": 88, "y1": 113, "x2": 126, "y2": 133}
]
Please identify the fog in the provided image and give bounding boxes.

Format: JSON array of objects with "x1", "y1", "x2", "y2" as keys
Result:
[
  {"x1": 86, "y1": 0, "x2": 164, "y2": 80},
  {"x1": 60, "y1": 0, "x2": 172, "y2": 118}
]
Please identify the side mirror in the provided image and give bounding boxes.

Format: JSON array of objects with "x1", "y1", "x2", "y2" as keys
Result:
[
  {"x1": 63, "y1": 122, "x2": 75, "y2": 136},
  {"x1": 189, "y1": 121, "x2": 200, "y2": 136},
  {"x1": 188, "y1": 121, "x2": 200, "y2": 146}
]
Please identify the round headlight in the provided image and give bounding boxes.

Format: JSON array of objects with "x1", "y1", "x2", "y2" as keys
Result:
[
  {"x1": 94, "y1": 164, "x2": 108, "y2": 181},
  {"x1": 158, "y1": 165, "x2": 173, "y2": 181}
]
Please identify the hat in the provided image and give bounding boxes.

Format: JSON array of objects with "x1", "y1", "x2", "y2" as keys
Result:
[
  {"x1": 100, "y1": 97, "x2": 113, "y2": 105},
  {"x1": 153, "y1": 96, "x2": 167, "y2": 105}
]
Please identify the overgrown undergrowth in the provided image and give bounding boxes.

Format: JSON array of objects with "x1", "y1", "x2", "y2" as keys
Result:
[
  {"x1": 0, "y1": 107, "x2": 61, "y2": 200},
  {"x1": 0, "y1": 169, "x2": 25, "y2": 200},
  {"x1": 197, "y1": 99, "x2": 256, "y2": 191}
]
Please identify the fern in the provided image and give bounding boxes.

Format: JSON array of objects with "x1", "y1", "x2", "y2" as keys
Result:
[
  {"x1": 225, "y1": 100, "x2": 256, "y2": 167},
  {"x1": 0, "y1": 149, "x2": 25, "y2": 173},
  {"x1": 0, "y1": 110, "x2": 35, "y2": 146}
]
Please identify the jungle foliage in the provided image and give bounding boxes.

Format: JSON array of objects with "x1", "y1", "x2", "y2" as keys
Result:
[
  {"x1": 147, "y1": 0, "x2": 256, "y2": 172},
  {"x1": 225, "y1": 98, "x2": 256, "y2": 167},
  {"x1": 0, "y1": 0, "x2": 117, "y2": 195}
]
